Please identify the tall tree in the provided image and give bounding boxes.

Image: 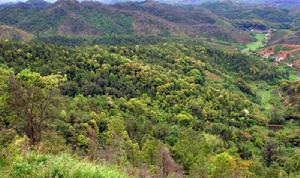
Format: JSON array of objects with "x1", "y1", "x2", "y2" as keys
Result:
[{"x1": 8, "y1": 69, "x2": 65, "y2": 144}]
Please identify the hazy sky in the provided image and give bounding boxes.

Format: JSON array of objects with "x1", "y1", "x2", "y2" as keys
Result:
[
  {"x1": 0, "y1": 0, "x2": 198, "y2": 4},
  {"x1": 0, "y1": 0, "x2": 54, "y2": 3},
  {"x1": 0, "y1": 0, "x2": 142, "y2": 2},
  {"x1": 0, "y1": 0, "x2": 148, "y2": 3},
  {"x1": 0, "y1": 0, "x2": 233, "y2": 5}
]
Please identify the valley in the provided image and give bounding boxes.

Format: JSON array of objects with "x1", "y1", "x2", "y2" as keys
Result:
[{"x1": 242, "y1": 31, "x2": 268, "y2": 53}]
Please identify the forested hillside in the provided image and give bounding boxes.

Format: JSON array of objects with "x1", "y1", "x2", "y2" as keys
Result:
[
  {"x1": 1, "y1": 0, "x2": 300, "y2": 47},
  {"x1": 0, "y1": 0, "x2": 254, "y2": 45},
  {"x1": 0, "y1": 41, "x2": 299, "y2": 177}
]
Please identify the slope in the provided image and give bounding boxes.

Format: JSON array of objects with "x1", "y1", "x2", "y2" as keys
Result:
[{"x1": 0, "y1": 25, "x2": 35, "y2": 41}]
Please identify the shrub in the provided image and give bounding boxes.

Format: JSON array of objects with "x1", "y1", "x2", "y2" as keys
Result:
[{"x1": 11, "y1": 153, "x2": 127, "y2": 178}]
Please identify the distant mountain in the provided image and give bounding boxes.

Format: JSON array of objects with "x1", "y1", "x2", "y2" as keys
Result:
[
  {"x1": 266, "y1": 0, "x2": 300, "y2": 7},
  {"x1": 132, "y1": 0, "x2": 217, "y2": 5},
  {"x1": 235, "y1": 0, "x2": 300, "y2": 6},
  {"x1": 0, "y1": 0, "x2": 51, "y2": 9},
  {"x1": 0, "y1": 0, "x2": 298, "y2": 45},
  {"x1": 1, "y1": 0, "x2": 300, "y2": 6},
  {"x1": 0, "y1": 2, "x2": 16, "y2": 9},
  {"x1": 0, "y1": 0, "x2": 215, "y2": 5},
  {"x1": 0, "y1": 0, "x2": 252, "y2": 43},
  {"x1": 25, "y1": 0, "x2": 51, "y2": 8}
]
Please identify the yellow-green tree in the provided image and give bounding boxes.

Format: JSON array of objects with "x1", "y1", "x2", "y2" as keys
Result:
[{"x1": 8, "y1": 69, "x2": 65, "y2": 144}]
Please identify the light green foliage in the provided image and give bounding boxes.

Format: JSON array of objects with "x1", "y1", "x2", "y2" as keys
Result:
[
  {"x1": 17, "y1": 69, "x2": 66, "y2": 88},
  {"x1": 0, "y1": 137, "x2": 127, "y2": 178},
  {"x1": 140, "y1": 139, "x2": 161, "y2": 166},
  {"x1": 4, "y1": 68, "x2": 66, "y2": 144},
  {"x1": 247, "y1": 126, "x2": 269, "y2": 148},
  {"x1": 251, "y1": 82, "x2": 274, "y2": 112},
  {"x1": 208, "y1": 152, "x2": 252, "y2": 178},
  {"x1": 105, "y1": 117, "x2": 138, "y2": 166},
  {"x1": 0, "y1": 65, "x2": 13, "y2": 109},
  {"x1": 77, "y1": 134, "x2": 90, "y2": 148},
  {"x1": 174, "y1": 112, "x2": 194, "y2": 126},
  {"x1": 11, "y1": 153, "x2": 127, "y2": 178},
  {"x1": 173, "y1": 129, "x2": 211, "y2": 172},
  {"x1": 202, "y1": 133, "x2": 224, "y2": 153},
  {"x1": 242, "y1": 33, "x2": 265, "y2": 54}
]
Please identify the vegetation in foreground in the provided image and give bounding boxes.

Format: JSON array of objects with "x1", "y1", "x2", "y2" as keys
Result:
[{"x1": 0, "y1": 138, "x2": 127, "y2": 178}]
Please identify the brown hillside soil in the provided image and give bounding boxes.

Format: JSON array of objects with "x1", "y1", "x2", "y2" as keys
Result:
[
  {"x1": 260, "y1": 46, "x2": 274, "y2": 57},
  {"x1": 58, "y1": 15, "x2": 100, "y2": 36},
  {"x1": 289, "y1": 48, "x2": 300, "y2": 57},
  {"x1": 274, "y1": 34, "x2": 300, "y2": 45},
  {"x1": 205, "y1": 71, "x2": 222, "y2": 81},
  {"x1": 132, "y1": 12, "x2": 180, "y2": 35}
]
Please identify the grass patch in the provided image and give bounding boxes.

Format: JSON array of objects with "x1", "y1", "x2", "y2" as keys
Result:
[
  {"x1": 250, "y1": 82, "x2": 275, "y2": 113},
  {"x1": 287, "y1": 67, "x2": 300, "y2": 81},
  {"x1": 9, "y1": 153, "x2": 127, "y2": 178},
  {"x1": 295, "y1": 147, "x2": 300, "y2": 154},
  {"x1": 277, "y1": 64, "x2": 300, "y2": 81},
  {"x1": 0, "y1": 158, "x2": 9, "y2": 178},
  {"x1": 289, "y1": 73, "x2": 300, "y2": 81},
  {"x1": 274, "y1": 45, "x2": 294, "y2": 53},
  {"x1": 242, "y1": 33, "x2": 265, "y2": 54},
  {"x1": 256, "y1": 86, "x2": 273, "y2": 112}
]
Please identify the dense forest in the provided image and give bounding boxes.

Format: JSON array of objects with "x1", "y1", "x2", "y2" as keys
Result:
[{"x1": 0, "y1": 41, "x2": 299, "y2": 177}]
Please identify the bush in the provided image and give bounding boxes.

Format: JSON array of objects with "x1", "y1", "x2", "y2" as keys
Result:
[
  {"x1": 37, "y1": 131, "x2": 70, "y2": 154},
  {"x1": 0, "y1": 129, "x2": 18, "y2": 148}
]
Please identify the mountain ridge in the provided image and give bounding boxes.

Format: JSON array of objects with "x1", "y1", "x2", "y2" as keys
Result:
[
  {"x1": 1, "y1": 0, "x2": 299, "y2": 46},
  {"x1": 2, "y1": 0, "x2": 300, "y2": 5},
  {"x1": 0, "y1": 0, "x2": 254, "y2": 44}
]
